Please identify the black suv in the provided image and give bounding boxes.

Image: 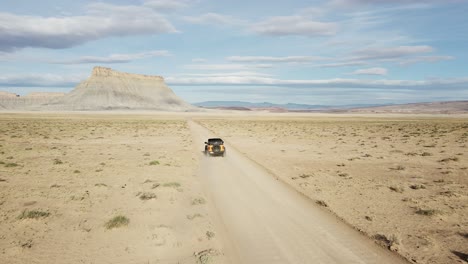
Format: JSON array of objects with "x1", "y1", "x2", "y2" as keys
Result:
[{"x1": 204, "y1": 138, "x2": 226, "y2": 157}]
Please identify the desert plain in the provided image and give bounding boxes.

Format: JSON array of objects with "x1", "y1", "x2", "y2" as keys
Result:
[{"x1": 0, "y1": 112, "x2": 467, "y2": 264}]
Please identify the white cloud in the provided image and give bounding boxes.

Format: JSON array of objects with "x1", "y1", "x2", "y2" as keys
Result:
[
  {"x1": 184, "y1": 64, "x2": 273, "y2": 71},
  {"x1": 0, "y1": 3, "x2": 177, "y2": 51},
  {"x1": 316, "y1": 61, "x2": 368, "y2": 67},
  {"x1": 398, "y1": 55, "x2": 454, "y2": 65},
  {"x1": 183, "y1": 13, "x2": 245, "y2": 25},
  {"x1": 251, "y1": 15, "x2": 338, "y2": 37},
  {"x1": 51, "y1": 50, "x2": 170, "y2": 64},
  {"x1": 351, "y1": 45, "x2": 434, "y2": 60},
  {"x1": 227, "y1": 56, "x2": 327, "y2": 63},
  {"x1": 166, "y1": 75, "x2": 468, "y2": 91},
  {"x1": 143, "y1": 0, "x2": 189, "y2": 11},
  {"x1": 175, "y1": 72, "x2": 273, "y2": 77},
  {"x1": 351, "y1": 67, "x2": 388, "y2": 75}
]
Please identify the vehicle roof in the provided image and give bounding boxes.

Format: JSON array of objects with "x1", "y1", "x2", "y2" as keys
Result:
[{"x1": 208, "y1": 138, "x2": 223, "y2": 142}]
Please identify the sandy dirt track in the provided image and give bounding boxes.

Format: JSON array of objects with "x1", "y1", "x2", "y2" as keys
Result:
[{"x1": 189, "y1": 120, "x2": 408, "y2": 264}]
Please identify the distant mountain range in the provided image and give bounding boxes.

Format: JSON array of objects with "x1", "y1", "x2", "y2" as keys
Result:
[
  {"x1": 194, "y1": 101, "x2": 386, "y2": 110},
  {"x1": 194, "y1": 100, "x2": 468, "y2": 114}
]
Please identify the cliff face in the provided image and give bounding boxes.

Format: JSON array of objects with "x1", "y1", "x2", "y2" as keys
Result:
[{"x1": 49, "y1": 67, "x2": 195, "y2": 111}]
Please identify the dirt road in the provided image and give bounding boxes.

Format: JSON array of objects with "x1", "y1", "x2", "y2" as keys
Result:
[{"x1": 189, "y1": 120, "x2": 409, "y2": 264}]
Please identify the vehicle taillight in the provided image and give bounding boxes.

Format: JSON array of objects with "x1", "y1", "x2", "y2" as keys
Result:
[
  {"x1": 220, "y1": 145, "x2": 224, "y2": 151},
  {"x1": 208, "y1": 145, "x2": 213, "y2": 151}
]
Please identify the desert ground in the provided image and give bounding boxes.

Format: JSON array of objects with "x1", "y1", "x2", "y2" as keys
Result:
[
  {"x1": 196, "y1": 115, "x2": 468, "y2": 264},
  {"x1": 0, "y1": 113, "x2": 227, "y2": 264},
  {"x1": 0, "y1": 112, "x2": 467, "y2": 264}
]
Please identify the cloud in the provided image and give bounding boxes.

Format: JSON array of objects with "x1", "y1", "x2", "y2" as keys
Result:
[
  {"x1": 227, "y1": 56, "x2": 327, "y2": 63},
  {"x1": 184, "y1": 64, "x2": 273, "y2": 71},
  {"x1": 166, "y1": 75, "x2": 468, "y2": 91},
  {"x1": 316, "y1": 61, "x2": 368, "y2": 68},
  {"x1": 0, "y1": 74, "x2": 85, "y2": 87},
  {"x1": 0, "y1": 3, "x2": 177, "y2": 51},
  {"x1": 351, "y1": 67, "x2": 388, "y2": 75},
  {"x1": 183, "y1": 13, "x2": 245, "y2": 25},
  {"x1": 251, "y1": 15, "x2": 338, "y2": 37},
  {"x1": 175, "y1": 72, "x2": 273, "y2": 77},
  {"x1": 143, "y1": 0, "x2": 189, "y2": 11},
  {"x1": 398, "y1": 56, "x2": 454, "y2": 65},
  {"x1": 51, "y1": 50, "x2": 170, "y2": 64},
  {"x1": 351, "y1": 45, "x2": 434, "y2": 60}
]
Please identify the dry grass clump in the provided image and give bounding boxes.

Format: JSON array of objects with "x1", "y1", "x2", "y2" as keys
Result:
[
  {"x1": 139, "y1": 192, "x2": 157, "y2": 200},
  {"x1": 163, "y1": 182, "x2": 181, "y2": 188},
  {"x1": 409, "y1": 184, "x2": 426, "y2": 190},
  {"x1": 415, "y1": 208, "x2": 438, "y2": 216},
  {"x1": 5, "y1": 162, "x2": 19, "y2": 167},
  {"x1": 149, "y1": 160, "x2": 160, "y2": 165},
  {"x1": 105, "y1": 215, "x2": 130, "y2": 229},
  {"x1": 192, "y1": 197, "x2": 206, "y2": 205},
  {"x1": 316, "y1": 200, "x2": 328, "y2": 207},
  {"x1": 438, "y1": 157, "x2": 459, "y2": 163},
  {"x1": 18, "y1": 209, "x2": 50, "y2": 219}
]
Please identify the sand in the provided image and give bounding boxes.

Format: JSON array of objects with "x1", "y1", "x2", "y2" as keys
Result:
[{"x1": 0, "y1": 112, "x2": 467, "y2": 264}]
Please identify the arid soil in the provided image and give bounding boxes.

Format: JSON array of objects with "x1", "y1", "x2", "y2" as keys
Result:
[
  {"x1": 1, "y1": 113, "x2": 467, "y2": 264},
  {"x1": 196, "y1": 116, "x2": 468, "y2": 264},
  {"x1": 0, "y1": 113, "x2": 226, "y2": 264}
]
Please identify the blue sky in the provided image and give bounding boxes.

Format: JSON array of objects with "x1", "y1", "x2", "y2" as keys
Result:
[{"x1": 0, "y1": 0, "x2": 467, "y2": 105}]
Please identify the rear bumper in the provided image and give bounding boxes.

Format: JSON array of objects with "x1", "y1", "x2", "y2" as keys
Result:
[{"x1": 208, "y1": 151, "x2": 225, "y2": 156}]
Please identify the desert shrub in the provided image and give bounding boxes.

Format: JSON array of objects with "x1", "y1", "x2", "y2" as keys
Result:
[
  {"x1": 316, "y1": 200, "x2": 328, "y2": 207},
  {"x1": 105, "y1": 215, "x2": 130, "y2": 229},
  {"x1": 163, "y1": 182, "x2": 180, "y2": 188},
  {"x1": 139, "y1": 192, "x2": 157, "y2": 200},
  {"x1": 149, "y1": 160, "x2": 160, "y2": 165},
  {"x1": 187, "y1": 213, "x2": 203, "y2": 220},
  {"x1": 410, "y1": 184, "x2": 426, "y2": 190},
  {"x1": 192, "y1": 198, "x2": 206, "y2": 205},
  {"x1": 18, "y1": 210, "x2": 50, "y2": 219},
  {"x1": 5, "y1": 162, "x2": 18, "y2": 167},
  {"x1": 438, "y1": 157, "x2": 459, "y2": 162},
  {"x1": 415, "y1": 208, "x2": 438, "y2": 216},
  {"x1": 53, "y1": 159, "x2": 63, "y2": 165}
]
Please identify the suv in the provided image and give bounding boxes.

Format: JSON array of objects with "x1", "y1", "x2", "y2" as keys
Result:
[{"x1": 204, "y1": 138, "x2": 226, "y2": 157}]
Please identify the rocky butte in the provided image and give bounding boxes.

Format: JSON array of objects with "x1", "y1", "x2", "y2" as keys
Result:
[
  {"x1": 0, "y1": 67, "x2": 196, "y2": 111},
  {"x1": 48, "y1": 67, "x2": 196, "y2": 111}
]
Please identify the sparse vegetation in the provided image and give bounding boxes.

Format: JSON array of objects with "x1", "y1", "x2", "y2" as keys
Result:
[
  {"x1": 18, "y1": 209, "x2": 50, "y2": 219},
  {"x1": 192, "y1": 197, "x2": 206, "y2": 205},
  {"x1": 163, "y1": 182, "x2": 181, "y2": 188},
  {"x1": 53, "y1": 158, "x2": 63, "y2": 165},
  {"x1": 149, "y1": 160, "x2": 160, "y2": 165},
  {"x1": 316, "y1": 200, "x2": 328, "y2": 207},
  {"x1": 5, "y1": 162, "x2": 18, "y2": 167},
  {"x1": 187, "y1": 213, "x2": 203, "y2": 220},
  {"x1": 415, "y1": 208, "x2": 438, "y2": 216},
  {"x1": 139, "y1": 192, "x2": 157, "y2": 200},
  {"x1": 105, "y1": 215, "x2": 130, "y2": 229},
  {"x1": 438, "y1": 157, "x2": 459, "y2": 162},
  {"x1": 409, "y1": 184, "x2": 426, "y2": 190}
]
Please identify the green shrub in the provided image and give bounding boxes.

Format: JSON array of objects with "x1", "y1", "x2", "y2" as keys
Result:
[{"x1": 105, "y1": 215, "x2": 130, "y2": 229}]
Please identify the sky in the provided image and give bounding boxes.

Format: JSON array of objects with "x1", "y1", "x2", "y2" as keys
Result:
[{"x1": 0, "y1": 0, "x2": 467, "y2": 105}]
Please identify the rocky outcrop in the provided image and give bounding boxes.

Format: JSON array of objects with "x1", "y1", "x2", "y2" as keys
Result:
[
  {"x1": 48, "y1": 67, "x2": 195, "y2": 111},
  {"x1": 0, "y1": 91, "x2": 65, "y2": 110}
]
